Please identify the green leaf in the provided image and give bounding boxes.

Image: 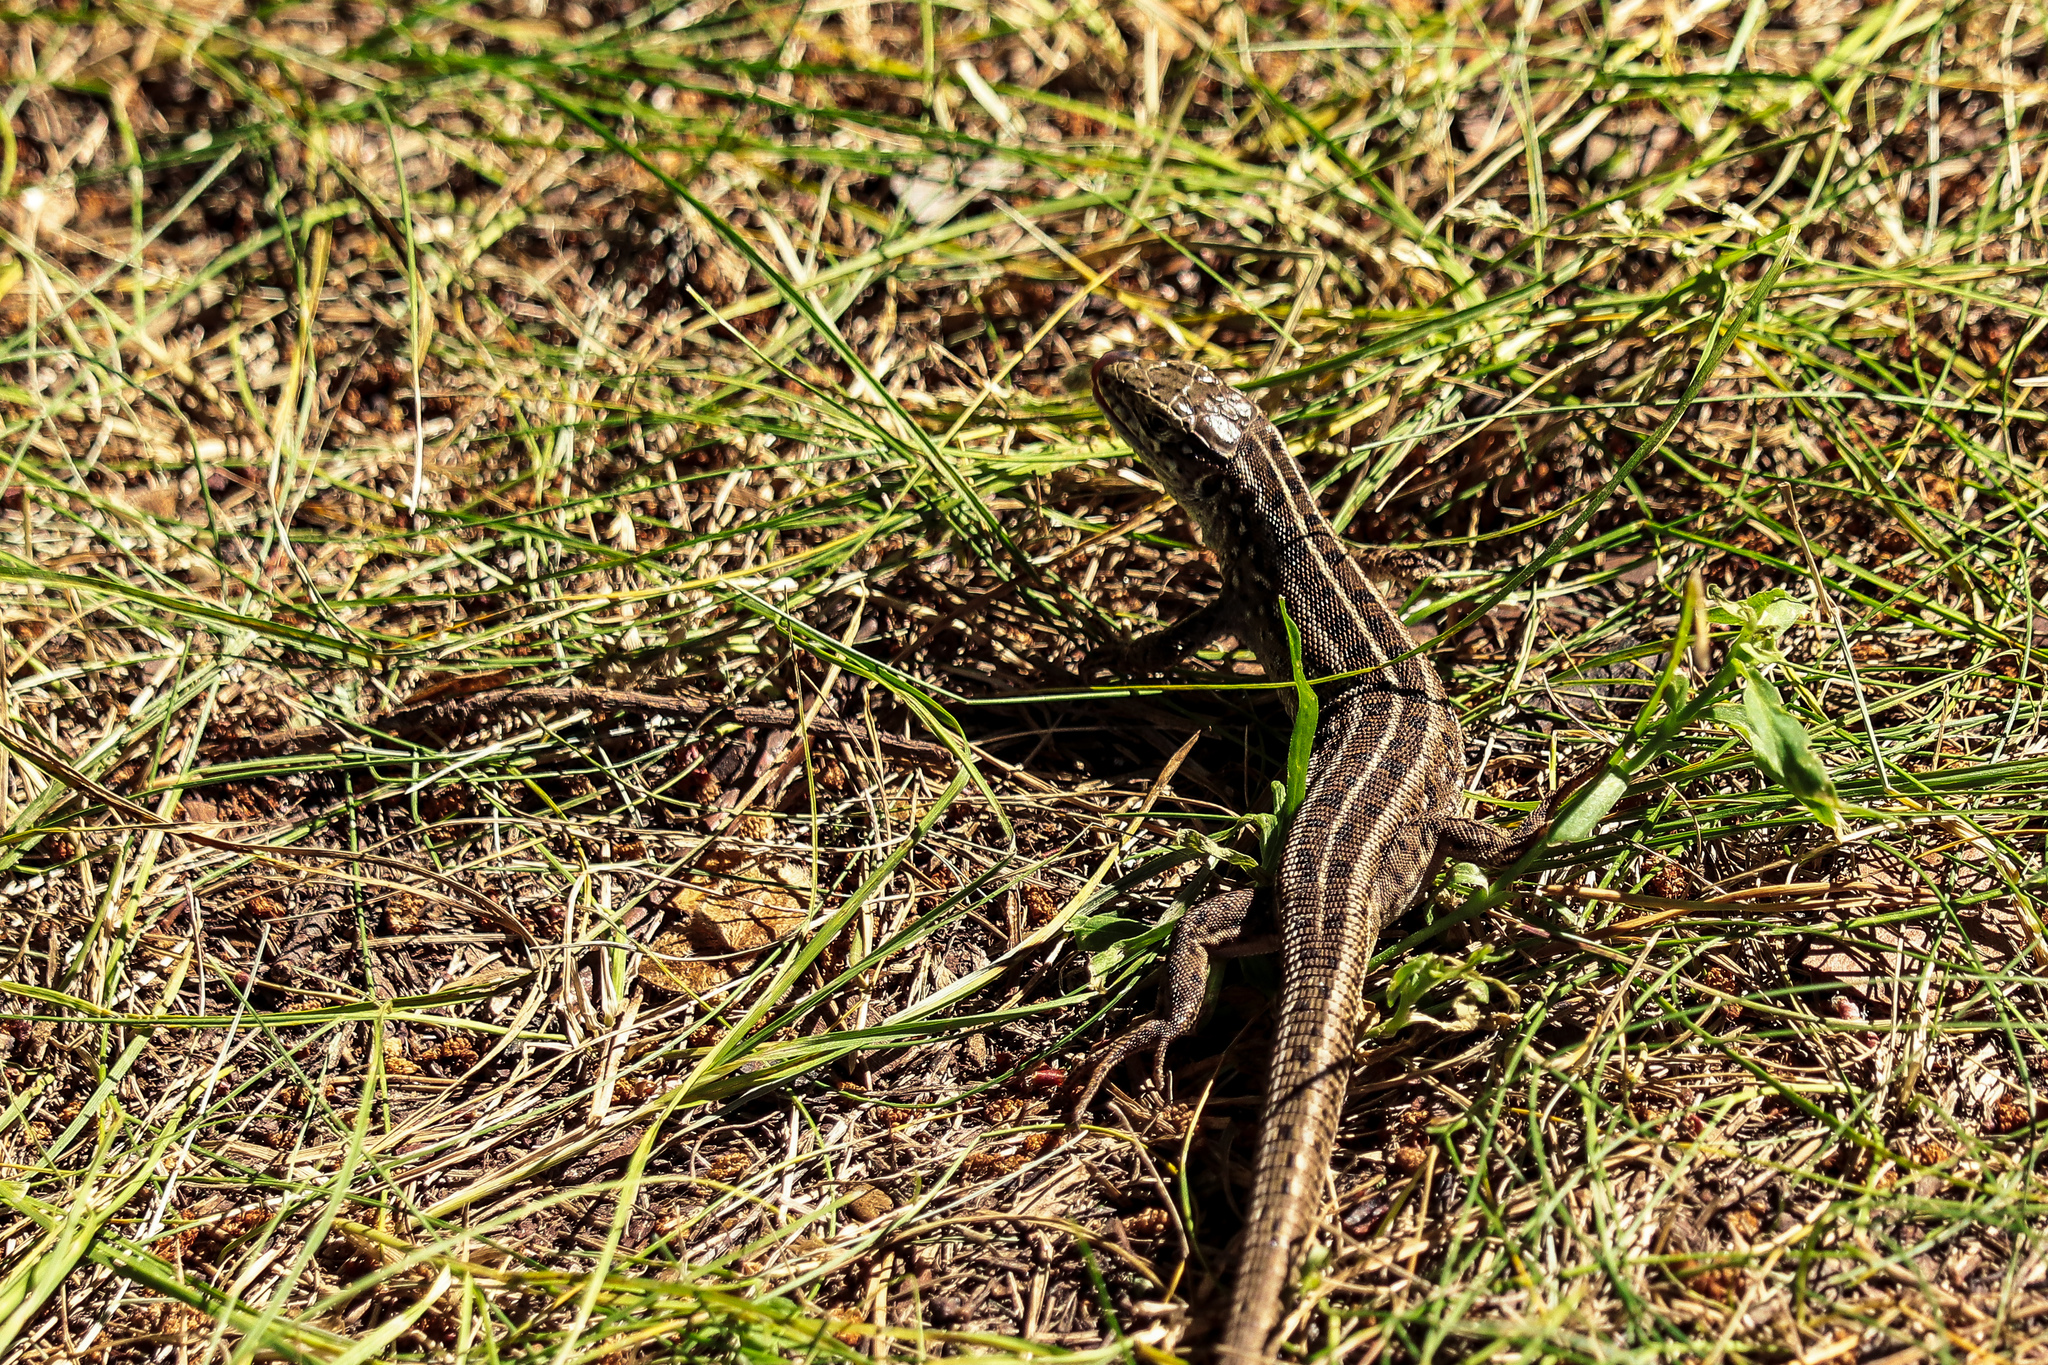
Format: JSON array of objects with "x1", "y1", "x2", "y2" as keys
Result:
[
  {"x1": 1171, "y1": 825, "x2": 1263, "y2": 875},
  {"x1": 1740, "y1": 667, "x2": 1831, "y2": 802},
  {"x1": 1710, "y1": 586, "x2": 1810, "y2": 672},
  {"x1": 1070, "y1": 851, "x2": 1221, "y2": 986},
  {"x1": 1702, "y1": 588, "x2": 1878, "y2": 832},
  {"x1": 1719, "y1": 663, "x2": 1863, "y2": 832},
  {"x1": 1257, "y1": 780, "x2": 1289, "y2": 869},
  {"x1": 1276, "y1": 596, "x2": 1319, "y2": 829},
  {"x1": 1076, "y1": 900, "x2": 1180, "y2": 988}
]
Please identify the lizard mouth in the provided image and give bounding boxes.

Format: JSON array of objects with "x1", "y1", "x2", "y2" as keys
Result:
[{"x1": 1089, "y1": 348, "x2": 1142, "y2": 401}]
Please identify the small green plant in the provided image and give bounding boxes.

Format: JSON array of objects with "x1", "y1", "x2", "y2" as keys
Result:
[
  {"x1": 1366, "y1": 943, "x2": 1521, "y2": 1037},
  {"x1": 1709, "y1": 589, "x2": 1870, "y2": 832}
]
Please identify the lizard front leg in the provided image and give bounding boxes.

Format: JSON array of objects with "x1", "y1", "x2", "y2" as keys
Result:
[
  {"x1": 1067, "y1": 886, "x2": 1258, "y2": 1120},
  {"x1": 1347, "y1": 544, "x2": 1441, "y2": 591},
  {"x1": 1084, "y1": 597, "x2": 1244, "y2": 677}
]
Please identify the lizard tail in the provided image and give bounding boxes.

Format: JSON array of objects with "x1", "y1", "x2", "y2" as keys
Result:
[{"x1": 1213, "y1": 959, "x2": 1366, "y2": 1363}]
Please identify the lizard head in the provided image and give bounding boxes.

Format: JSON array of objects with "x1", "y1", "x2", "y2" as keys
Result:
[
  {"x1": 1090, "y1": 352, "x2": 1262, "y2": 471},
  {"x1": 1090, "y1": 353, "x2": 1267, "y2": 543}
]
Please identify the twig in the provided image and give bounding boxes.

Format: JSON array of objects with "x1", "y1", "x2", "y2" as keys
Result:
[{"x1": 219, "y1": 686, "x2": 958, "y2": 767}]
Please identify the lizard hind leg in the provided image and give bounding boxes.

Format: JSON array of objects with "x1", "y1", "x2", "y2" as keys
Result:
[
  {"x1": 1424, "y1": 746, "x2": 1618, "y2": 870},
  {"x1": 1066, "y1": 887, "x2": 1258, "y2": 1122}
]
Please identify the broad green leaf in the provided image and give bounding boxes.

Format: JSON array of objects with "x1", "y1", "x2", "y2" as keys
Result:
[
  {"x1": 1719, "y1": 664, "x2": 1866, "y2": 832},
  {"x1": 1711, "y1": 586, "x2": 1810, "y2": 672},
  {"x1": 1704, "y1": 589, "x2": 1876, "y2": 831}
]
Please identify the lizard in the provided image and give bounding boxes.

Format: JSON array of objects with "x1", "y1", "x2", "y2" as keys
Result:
[{"x1": 1069, "y1": 351, "x2": 1598, "y2": 1362}]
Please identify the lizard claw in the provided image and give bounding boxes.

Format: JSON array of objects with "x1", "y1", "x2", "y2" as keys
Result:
[{"x1": 1066, "y1": 1020, "x2": 1176, "y2": 1125}]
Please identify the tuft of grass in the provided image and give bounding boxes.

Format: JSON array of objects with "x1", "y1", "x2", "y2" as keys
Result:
[{"x1": 4, "y1": 0, "x2": 2048, "y2": 1362}]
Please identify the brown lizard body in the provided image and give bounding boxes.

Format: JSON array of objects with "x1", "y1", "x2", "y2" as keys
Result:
[{"x1": 1072, "y1": 352, "x2": 1592, "y2": 1361}]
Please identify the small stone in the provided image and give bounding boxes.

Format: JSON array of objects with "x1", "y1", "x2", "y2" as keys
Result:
[{"x1": 845, "y1": 1184, "x2": 894, "y2": 1220}]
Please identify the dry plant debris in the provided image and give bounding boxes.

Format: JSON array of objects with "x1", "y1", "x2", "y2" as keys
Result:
[{"x1": 4, "y1": 0, "x2": 2048, "y2": 1362}]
